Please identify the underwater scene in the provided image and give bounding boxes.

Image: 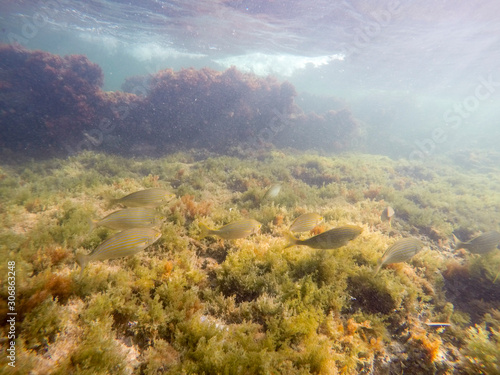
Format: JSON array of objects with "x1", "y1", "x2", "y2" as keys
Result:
[{"x1": 1, "y1": 1, "x2": 500, "y2": 374}]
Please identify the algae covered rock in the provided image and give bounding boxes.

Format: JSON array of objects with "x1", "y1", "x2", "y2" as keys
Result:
[{"x1": 1, "y1": 150, "x2": 500, "y2": 374}]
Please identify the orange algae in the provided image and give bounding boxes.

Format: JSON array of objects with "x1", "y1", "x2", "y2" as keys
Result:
[
  {"x1": 363, "y1": 185, "x2": 382, "y2": 200},
  {"x1": 410, "y1": 330, "x2": 442, "y2": 363},
  {"x1": 170, "y1": 194, "x2": 212, "y2": 220},
  {"x1": 20, "y1": 272, "x2": 74, "y2": 315},
  {"x1": 311, "y1": 224, "x2": 326, "y2": 236},
  {"x1": 273, "y1": 214, "x2": 284, "y2": 226}
]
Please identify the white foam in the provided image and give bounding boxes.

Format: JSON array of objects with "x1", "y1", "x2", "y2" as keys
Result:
[
  {"x1": 129, "y1": 42, "x2": 206, "y2": 61},
  {"x1": 77, "y1": 33, "x2": 206, "y2": 62},
  {"x1": 214, "y1": 52, "x2": 344, "y2": 76},
  {"x1": 78, "y1": 32, "x2": 121, "y2": 53}
]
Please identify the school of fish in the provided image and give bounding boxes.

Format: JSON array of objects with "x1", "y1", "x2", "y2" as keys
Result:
[
  {"x1": 76, "y1": 188, "x2": 172, "y2": 275},
  {"x1": 76, "y1": 186, "x2": 500, "y2": 280}
]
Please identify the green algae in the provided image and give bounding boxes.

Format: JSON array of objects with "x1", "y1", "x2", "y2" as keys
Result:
[
  {"x1": 463, "y1": 324, "x2": 500, "y2": 374},
  {"x1": 1, "y1": 150, "x2": 499, "y2": 374},
  {"x1": 20, "y1": 297, "x2": 64, "y2": 351},
  {"x1": 62, "y1": 317, "x2": 129, "y2": 375}
]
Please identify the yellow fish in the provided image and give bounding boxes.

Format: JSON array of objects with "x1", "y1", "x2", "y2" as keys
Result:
[
  {"x1": 262, "y1": 183, "x2": 282, "y2": 201},
  {"x1": 375, "y1": 238, "x2": 424, "y2": 275},
  {"x1": 289, "y1": 213, "x2": 323, "y2": 233},
  {"x1": 381, "y1": 206, "x2": 395, "y2": 227},
  {"x1": 111, "y1": 188, "x2": 175, "y2": 208},
  {"x1": 76, "y1": 228, "x2": 162, "y2": 276},
  {"x1": 199, "y1": 219, "x2": 262, "y2": 240},
  {"x1": 284, "y1": 225, "x2": 362, "y2": 249},
  {"x1": 455, "y1": 231, "x2": 500, "y2": 255},
  {"x1": 90, "y1": 207, "x2": 165, "y2": 231}
]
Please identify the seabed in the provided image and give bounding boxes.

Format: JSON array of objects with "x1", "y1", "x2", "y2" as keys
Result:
[{"x1": 1, "y1": 149, "x2": 500, "y2": 374}]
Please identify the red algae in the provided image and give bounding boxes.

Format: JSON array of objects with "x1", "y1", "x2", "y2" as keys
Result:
[
  {"x1": 1, "y1": 45, "x2": 100, "y2": 151},
  {"x1": 1, "y1": 44, "x2": 361, "y2": 156},
  {"x1": 125, "y1": 66, "x2": 300, "y2": 151},
  {"x1": 0, "y1": 44, "x2": 136, "y2": 155}
]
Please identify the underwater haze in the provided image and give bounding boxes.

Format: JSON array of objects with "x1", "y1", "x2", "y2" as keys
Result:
[
  {"x1": 2, "y1": 0, "x2": 500, "y2": 158},
  {"x1": 1, "y1": 1, "x2": 500, "y2": 374}
]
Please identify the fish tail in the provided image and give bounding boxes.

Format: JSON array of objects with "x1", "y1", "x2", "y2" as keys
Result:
[
  {"x1": 283, "y1": 232, "x2": 298, "y2": 249},
  {"x1": 75, "y1": 253, "x2": 90, "y2": 277},
  {"x1": 374, "y1": 260, "x2": 383, "y2": 276},
  {"x1": 451, "y1": 234, "x2": 462, "y2": 249},
  {"x1": 198, "y1": 223, "x2": 212, "y2": 240},
  {"x1": 87, "y1": 218, "x2": 97, "y2": 235}
]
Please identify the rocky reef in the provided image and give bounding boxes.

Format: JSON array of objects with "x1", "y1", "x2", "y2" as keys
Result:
[
  {"x1": 0, "y1": 44, "x2": 138, "y2": 156},
  {"x1": 0, "y1": 44, "x2": 360, "y2": 157}
]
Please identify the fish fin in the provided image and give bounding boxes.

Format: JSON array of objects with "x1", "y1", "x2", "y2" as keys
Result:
[
  {"x1": 108, "y1": 198, "x2": 120, "y2": 209},
  {"x1": 493, "y1": 271, "x2": 500, "y2": 283},
  {"x1": 374, "y1": 259, "x2": 383, "y2": 275},
  {"x1": 198, "y1": 223, "x2": 212, "y2": 240},
  {"x1": 75, "y1": 253, "x2": 89, "y2": 278},
  {"x1": 283, "y1": 232, "x2": 298, "y2": 249},
  {"x1": 101, "y1": 190, "x2": 120, "y2": 209}
]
